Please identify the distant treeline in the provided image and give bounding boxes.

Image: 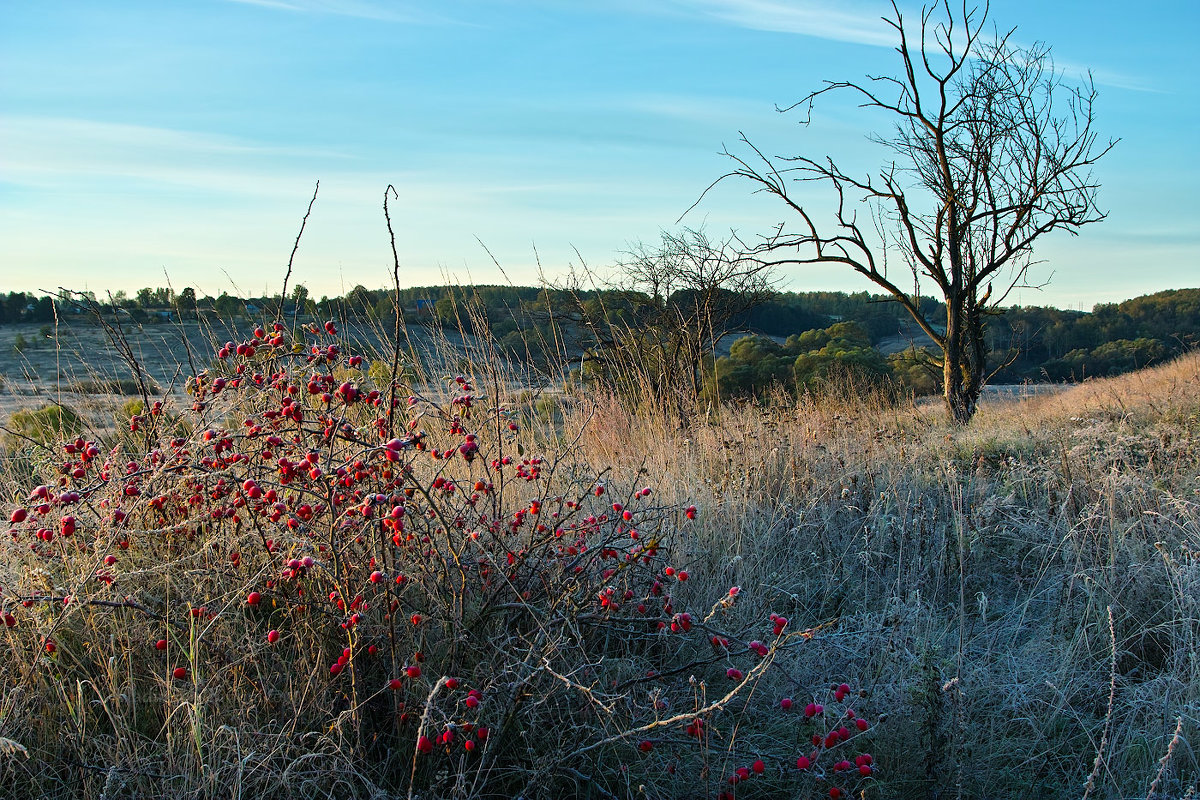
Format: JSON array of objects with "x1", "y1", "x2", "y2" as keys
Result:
[
  {"x1": 3, "y1": 284, "x2": 1196, "y2": 392},
  {"x1": 991, "y1": 290, "x2": 1200, "y2": 381},
  {"x1": 741, "y1": 288, "x2": 1200, "y2": 369},
  {"x1": 714, "y1": 288, "x2": 1200, "y2": 396}
]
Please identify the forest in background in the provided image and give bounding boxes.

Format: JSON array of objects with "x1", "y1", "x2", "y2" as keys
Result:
[{"x1": 3, "y1": 284, "x2": 1197, "y2": 398}]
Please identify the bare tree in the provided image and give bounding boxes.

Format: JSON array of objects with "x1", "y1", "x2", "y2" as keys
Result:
[
  {"x1": 703, "y1": 1, "x2": 1115, "y2": 423},
  {"x1": 550, "y1": 227, "x2": 776, "y2": 418}
]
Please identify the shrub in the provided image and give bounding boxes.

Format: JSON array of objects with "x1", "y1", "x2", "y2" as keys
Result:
[
  {"x1": 713, "y1": 322, "x2": 893, "y2": 401},
  {"x1": 5, "y1": 404, "x2": 83, "y2": 449},
  {"x1": 0, "y1": 320, "x2": 877, "y2": 799},
  {"x1": 888, "y1": 347, "x2": 941, "y2": 396},
  {"x1": 1043, "y1": 337, "x2": 1169, "y2": 380}
]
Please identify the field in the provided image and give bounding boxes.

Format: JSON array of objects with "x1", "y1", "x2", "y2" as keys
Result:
[
  {"x1": 0, "y1": 317, "x2": 487, "y2": 430},
  {"x1": 1, "y1": 317, "x2": 1198, "y2": 799}
]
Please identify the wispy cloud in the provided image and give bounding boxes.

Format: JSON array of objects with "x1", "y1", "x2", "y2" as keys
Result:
[
  {"x1": 0, "y1": 114, "x2": 656, "y2": 282},
  {"x1": 664, "y1": 2, "x2": 1156, "y2": 93},
  {"x1": 0, "y1": 114, "x2": 674, "y2": 205},
  {"x1": 524, "y1": 0, "x2": 891, "y2": 46},
  {"x1": 221, "y1": 0, "x2": 461, "y2": 24},
  {"x1": 666, "y1": 0, "x2": 893, "y2": 46},
  {"x1": 0, "y1": 115, "x2": 351, "y2": 196},
  {"x1": 1043, "y1": 54, "x2": 1163, "y2": 94},
  {"x1": 610, "y1": 92, "x2": 767, "y2": 126}
]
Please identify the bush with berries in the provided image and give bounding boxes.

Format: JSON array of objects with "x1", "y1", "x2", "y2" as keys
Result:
[{"x1": 1, "y1": 320, "x2": 879, "y2": 798}]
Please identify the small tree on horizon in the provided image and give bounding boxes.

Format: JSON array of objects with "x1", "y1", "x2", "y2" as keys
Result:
[
  {"x1": 707, "y1": 0, "x2": 1115, "y2": 423},
  {"x1": 177, "y1": 287, "x2": 197, "y2": 311},
  {"x1": 550, "y1": 227, "x2": 777, "y2": 419}
]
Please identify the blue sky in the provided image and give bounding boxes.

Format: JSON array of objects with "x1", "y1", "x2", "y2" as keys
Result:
[{"x1": 1, "y1": 0, "x2": 1197, "y2": 308}]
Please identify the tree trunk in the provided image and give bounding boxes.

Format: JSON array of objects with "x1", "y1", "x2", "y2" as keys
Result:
[
  {"x1": 964, "y1": 294, "x2": 988, "y2": 414},
  {"x1": 942, "y1": 296, "x2": 979, "y2": 425}
]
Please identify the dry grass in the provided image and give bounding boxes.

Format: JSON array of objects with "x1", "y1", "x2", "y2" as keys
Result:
[
  {"x1": 1, "y1": 316, "x2": 1198, "y2": 799},
  {"x1": 565, "y1": 353, "x2": 1200, "y2": 798}
]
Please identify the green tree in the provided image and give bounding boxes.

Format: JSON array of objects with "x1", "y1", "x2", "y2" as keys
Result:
[
  {"x1": 31, "y1": 296, "x2": 54, "y2": 322},
  {"x1": 792, "y1": 342, "x2": 891, "y2": 391},
  {"x1": 214, "y1": 293, "x2": 241, "y2": 317},
  {"x1": 713, "y1": 322, "x2": 890, "y2": 399},
  {"x1": 346, "y1": 285, "x2": 377, "y2": 317},
  {"x1": 889, "y1": 347, "x2": 941, "y2": 395},
  {"x1": 291, "y1": 284, "x2": 311, "y2": 315}
]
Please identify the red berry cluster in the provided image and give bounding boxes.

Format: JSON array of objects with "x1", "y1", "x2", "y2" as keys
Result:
[{"x1": 783, "y1": 682, "x2": 879, "y2": 797}]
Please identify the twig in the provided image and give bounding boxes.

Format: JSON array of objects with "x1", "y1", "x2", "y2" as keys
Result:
[
  {"x1": 407, "y1": 675, "x2": 449, "y2": 800},
  {"x1": 65, "y1": 289, "x2": 155, "y2": 421},
  {"x1": 279, "y1": 180, "x2": 320, "y2": 321},
  {"x1": 11, "y1": 595, "x2": 181, "y2": 629},
  {"x1": 541, "y1": 658, "x2": 618, "y2": 715},
  {"x1": 0, "y1": 423, "x2": 57, "y2": 455},
  {"x1": 162, "y1": 273, "x2": 200, "y2": 383},
  {"x1": 553, "y1": 638, "x2": 779, "y2": 765},
  {"x1": 384, "y1": 185, "x2": 404, "y2": 437},
  {"x1": 65, "y1": 760, "x2": 170, "y2": 780},
  {"x1": 560, "y1": 766, "x2": 619, "y2": 800}
]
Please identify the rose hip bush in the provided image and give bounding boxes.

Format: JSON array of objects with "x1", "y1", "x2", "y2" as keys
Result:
[{"x1": 1, "y1": 321, "x2": 879, "y2": 799}]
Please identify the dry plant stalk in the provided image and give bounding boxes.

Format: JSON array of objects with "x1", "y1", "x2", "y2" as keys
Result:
[
  {"x1": 0, "y1": 737, "x2": 29, "y2": 758},
  {"x1": 1147, "y1": 717, "x2": 1185, "y2": 800},
  {"x1": 1082, "y1": 606, "x2": 1117, "y2": 800}
]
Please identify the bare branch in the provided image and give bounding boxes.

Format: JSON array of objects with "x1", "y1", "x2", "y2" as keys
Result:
[
  {"x1": 709, "y1": 1, "x2": 1113, "y2": 423},
  {"x1": 279, "y1": 180, "x2": 319, "y2": 321}
]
